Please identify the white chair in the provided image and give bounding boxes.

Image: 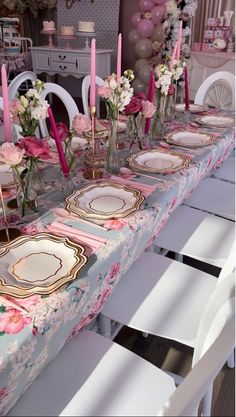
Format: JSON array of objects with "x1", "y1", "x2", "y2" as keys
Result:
[
  {"x1": 183, "y1": 177, "x2": 235, "y2": 221},
  {"x1": 82, "y1": 75, "x2": 105, "y2": 119},
  {"x1": 39, "y1": 82, "x2": 80, "y2": 137},
  {"x1": 153, "y1": 204, "x2": 235, "y2": 268},
  {"x1": 211, "y1": 155, "x2": 235, "y2": 183},
  {"x1": 194, "y1": 71, "x2": 235, "y2": 110},
  {"x1": 8, "y1": 71, "x2": 37, "y2": 100},
  {"x1": 99, "y1": 247, "x2": 235, "y2": 416},
  {"x1": 7, "y1": 279, "x2": 235, "y2": 417}
]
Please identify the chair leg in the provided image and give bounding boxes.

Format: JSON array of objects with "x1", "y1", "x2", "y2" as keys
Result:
[
  {"x1": 175, "y1": 253, "x2": 184, "y2": 263},
  {"x1": 199, "y1": 382, "x2": 213, "y2": 416},
  {"x1": 98, "y1": 314, "x2": 112, "y2": 338},
  {"x1": 227, "y1": 349, "x2": 235, "y2": 368}
]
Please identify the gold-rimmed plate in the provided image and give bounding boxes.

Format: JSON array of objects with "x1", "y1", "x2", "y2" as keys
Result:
[
  {"x1": 127, "y1": 148, "x2": 191, "y2": 174},
  {"x1": 195, "y1": 115, "x2": 235, "y2": 128},
  {"x1": 0, "y1": 233, "x2": 87, "y2": 298},
  {"x1": 165, "y1": 130, "x2": 218, "y2": 148},
  {"x1": 174, "y1": 103, "x2": 209, "y2": 113},
  {"x1": 65, "y1": 181, "x2": 144, "y2": 220}
]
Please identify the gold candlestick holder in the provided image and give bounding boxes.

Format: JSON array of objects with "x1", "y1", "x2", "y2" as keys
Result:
[{"x1": 0, "y1": 185, "x2": 21, "y2": 243}]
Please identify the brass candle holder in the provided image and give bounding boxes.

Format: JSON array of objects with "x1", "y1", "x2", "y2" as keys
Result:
[{"x1": 0, "y1": 184, "x2": 21, "y2": 243}]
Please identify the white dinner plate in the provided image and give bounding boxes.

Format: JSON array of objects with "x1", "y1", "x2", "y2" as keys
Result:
[
  {"x1": 174, "y1": 103, "x2": 209, "y2": 113},
  {"x1": 0, "y1": 233, "x2": 87, "y2": 298},
  {"x1": 127, "y1": 148, "x2": 191, "y2": 174},
  {"x1": 195, "y1": 115, "x2": 234, "y2": 128},
  {"x1": 165, "y1": 130, "x2": 218, "y2": 148},
  {"x1": 65, "y1": 181, "x2": 144, "y2": 220},
  {"x1": 0, "y1": 164, "x2": 25, "y2": 188}
]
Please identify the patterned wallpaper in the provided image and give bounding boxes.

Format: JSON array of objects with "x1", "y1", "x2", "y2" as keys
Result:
[{"x1": 57, "y1": 0, "x2": 120, "y2": 96}]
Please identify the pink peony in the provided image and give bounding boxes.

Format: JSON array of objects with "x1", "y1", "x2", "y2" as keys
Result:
[
  {"x1": 0, "y1": 143, "x2": 25, "y2": 165},
  {"x1": 18, "y1": 137, "x2": 50, "y2": 159},
  {"x1": 103, "y1": 219, "x2": 126, "y2": 230},
  {"x1": 124, "y1": 96, "x2": 143, "y2": 116},
  {"x1": 0, "y1": 308, "x2": 32, "y2": 334},
  {"x1": 142, "y1": 100, "x2": 156, "y2": 118},
  {"x1": 72, "y1": 113, "x2": 91, "y2": 134},
  {"x1": 97, "y1": 85, "x2": 112, "y2": 99},
  {"x1": 50, "y1": 122, "x2": 69, "y2": 141}
]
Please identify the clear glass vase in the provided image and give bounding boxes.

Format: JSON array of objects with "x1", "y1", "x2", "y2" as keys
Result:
[
  {"x1": 127, "y1": 114, "x2": 143, "y2": 150},
  {"x1": 30, "y1": 158, "x2": 45, "y2": 195},
  {"x1": 14, "y1": 164, "x2": 39, "y2": 222},
  {"x1": 106, "y1": 117, "x2": 120, "y2": 174},
  {"x1": 151, "y1": 92, "x2": 167, "y2": 141}
]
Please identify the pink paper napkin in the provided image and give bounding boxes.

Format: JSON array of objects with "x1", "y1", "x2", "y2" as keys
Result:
[{"x1": 109, "y1": 175, "x2": 158, "y2": 197}]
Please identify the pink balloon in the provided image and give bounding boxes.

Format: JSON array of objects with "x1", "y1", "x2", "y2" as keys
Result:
[
  {"x1": 131, "y1": 12, "x2": 142, "y2": 27},
  {"x1": 151, "y1": 5, "x2": 165, "y2": 25},
  {"x1": 153, "y1": 0, "x2": 166, "y2": 4},
  {"x1": 137, "y1": 19, "x2": 155, "y2": 38},
  {"x1": 139, "y1": 0, "x2": 155, "y2": 12}
]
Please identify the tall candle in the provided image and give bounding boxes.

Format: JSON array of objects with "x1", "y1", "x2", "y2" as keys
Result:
[
  {"x1": 169, "y1": 42, "x2": 178, "y2": 71},
  {"x1": 176, "y1": 20, "x2": 183, "y2": 60},
  {"x1": 184, "y1": 65, "x2": 190, "y2": 111},
  {"x1": 1, "y1": 64, "x2": 11, "y2": 142},
  {"x1": 48, "y1": 107, "x2": 69, "y2": 177},
  {"x1": 144, "y1": 69, "x2": 155, "y2": 134},
  {"x1": 90, "y1": 38, "x2": 96, "y2": 108},
  {"x1": 117, "y1": 33, "x2": 122, "y2": 82}
]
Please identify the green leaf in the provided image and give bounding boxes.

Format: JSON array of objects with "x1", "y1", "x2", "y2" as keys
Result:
[
  {"x1": 0, "y1": 305, "x2": 6, "y2": 313},
  {"x1": 0, "y1": 331, "x2": 5, "y2": 336}
]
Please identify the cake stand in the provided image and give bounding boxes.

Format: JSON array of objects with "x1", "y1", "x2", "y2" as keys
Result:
[
  {"x1": 40, "y1": 30, "x2": 57, "y2": 47},
  {"x1": 58, "y1": 34, "x2": 77, "y2": 49},
  {"x1": 77, "y1": 31, "x2": 96, "y2": 50}
]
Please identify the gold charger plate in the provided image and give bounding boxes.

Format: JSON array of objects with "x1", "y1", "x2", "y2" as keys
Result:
[
  {"x1": 195, "y1": 115, "x2": 235, "y2": 128},
  {"x1": 65, "y1": 181, "x2": 144, "y2": 220},
  {"x1": 165, "y1": 130, "x2": 218, "y2": 148},
  {"x1": 175, "y1": 103, "x2": 209, "y2": 113},
  {"x1": 0, "y1": 233, "x2": 87, "y2": 298},
  {"x1": 127, "y1": 148, "x2": 191, "y2": 174}
]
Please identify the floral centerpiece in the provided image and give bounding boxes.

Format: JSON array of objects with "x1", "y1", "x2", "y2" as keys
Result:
[
  {"x1": 97, "y1": 69, "x2": 134, "y2": 173},
  {"x1": 124, "y1": 93, "x2": 156, "y2": 150},
  {"x1": 10, "y1": 79, "x2": 49, "y2": 137}
]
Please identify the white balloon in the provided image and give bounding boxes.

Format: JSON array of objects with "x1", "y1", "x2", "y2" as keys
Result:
[
  {"x1": 134, "y1": 38, "x2": 153, "y2": 58},
  {"x1": 128, "y1": 29, "x2": 140, "y2": 45},
  {"x1": 134, "y1": 58, "x2": 149, "y2": 73},
  {"x1": 132, "y1": 77, "x2": 146, "y2": 94},
  {"x1": 138, "y1": 65, "x2": 151, "y2": 84}
]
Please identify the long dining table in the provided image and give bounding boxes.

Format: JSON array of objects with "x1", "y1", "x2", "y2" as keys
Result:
[{"x1": 0, "y1": 111, "x2": 235, "y2": 415}]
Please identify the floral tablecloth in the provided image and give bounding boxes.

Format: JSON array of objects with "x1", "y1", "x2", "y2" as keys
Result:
[{"x1": 0, "y1": 120, "x2": 235, "y2": 415}]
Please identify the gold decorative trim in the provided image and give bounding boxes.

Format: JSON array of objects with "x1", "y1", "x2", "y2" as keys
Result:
[
  {"x1": 65, "y1": 181, "x2": 144, "y2": 220},
  {"x1": 127, "y1": 148, "x2": 191, "y2": 174},
  {"x1": 0, "y1": 233, "x2": 87, "y2": 298},
  {"x1": 165, "y1": 130, "x2": 218, "y2": 148},
  {"x1": 195, "y1": 116, "x2": 234, "y2": 128}
]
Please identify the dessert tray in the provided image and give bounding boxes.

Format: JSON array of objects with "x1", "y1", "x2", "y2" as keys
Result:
[
  {"x1": 195, "y1": 115, "x2": 235, "y2": 128},
  {"x1": 65, "y1": 181, "x2": 144, "y2": 220},
  {"x1": 174, "y1": 103, "x2": 209, "y2": 113},
  {"x1": 127, "y1": 148, "x2": 191, "y2": 174},
  {"x1": 0, "y1": 233, "x2": 87, "y2": 298},
  {"x1": 165, "y1": 130, "x2": 218, "y2": 148}
]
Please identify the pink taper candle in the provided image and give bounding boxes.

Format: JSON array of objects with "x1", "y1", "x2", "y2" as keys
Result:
[
  {"x1": 144, "y1": 69, "x2": 155, "y2": 134},
  {"x1": 48, "y1": 107, "x2": 69, "y2": 177},
  {"x1": 117, "y1": 33, "x2": 122, "y2": 81},
  {"x1": 176, "y1": 20, "x2": 183, "y2": 60},
  {"x1": 184, "y1": 65, "x2": 190, "y2": 111},
  {"x1": 90, "y1": 38, "x2": 96, "y2": 108},
  {"x1": 1, "y1": 64, "x2": 11, "y2": 142},
  {"x1": 169, "y1": 42, "x2": 178, "y2": 71}
]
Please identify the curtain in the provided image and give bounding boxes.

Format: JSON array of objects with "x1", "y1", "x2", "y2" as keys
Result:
[{"x1": 193, "y1": 0, "x2": 235, "y2": 42}]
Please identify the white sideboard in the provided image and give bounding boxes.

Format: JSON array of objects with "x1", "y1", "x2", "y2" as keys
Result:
[
  {"x1": 30, "y1": 46, "x2": 113, "y2": 80},
  {"x1": 189, "y1": 51, "x2": 235, "y2": 100}
]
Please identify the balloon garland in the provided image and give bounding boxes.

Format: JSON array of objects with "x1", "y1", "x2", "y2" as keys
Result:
[{"x1": 129, "y1": 0, "x2": 198, "y2": 94}]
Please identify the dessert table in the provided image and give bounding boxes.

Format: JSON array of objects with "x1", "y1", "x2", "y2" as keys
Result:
[{"x1": 0, "y1": 113, "x2": 235, "y2": 415}]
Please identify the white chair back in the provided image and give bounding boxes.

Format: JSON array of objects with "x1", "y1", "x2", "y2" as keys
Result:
[
  {"x1": 8, "y1": 71, "x2": 37, "y2": 100},
  {"x1": 82, "y1": 75, "x2": 105, "y2": 119},
  {"x1": 194, "y1": 71, "x2": 235, "y2": 110},
  {"x1": 158, "y1": 317, "x2": 235, "y2": 416},
  {"x1": 39, "y1": 82, "x2": 79, "y2": 137}
]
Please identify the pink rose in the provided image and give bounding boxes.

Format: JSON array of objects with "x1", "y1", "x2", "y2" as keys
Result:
[
  {"x1": 97, "y1": 85, "x2": 112, "y2": 99},
  {"x1": 0, "y1": 308, "x2": 31, "y2": 334},
  {"x1": 50, "y1": 122, "x2": 69, "y2": 141},
  {"x1": 0, "y1": 143, "x2": 25, "y2": 165},
  {"x1": 142, "y1": 100, "x2": 156, "y2": 118},
  {"x1": 135, "y1": 92, "x2": 146, "y2": 100},
  {"x1": 167, "y1": 84, "x2": 175, "y2": 96},
  {"x1": 72, "y1": 113, "x2": 92, "y2": 134},
  {"x1": 18, "y1": 137, "x2": 50, "y2": 159},
  {"x1": 124, "y1": 96, "x2": 143, "y2": 116},
  {"x1": 103, "y1": 219, "x2": 126, "y2": 230}
]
